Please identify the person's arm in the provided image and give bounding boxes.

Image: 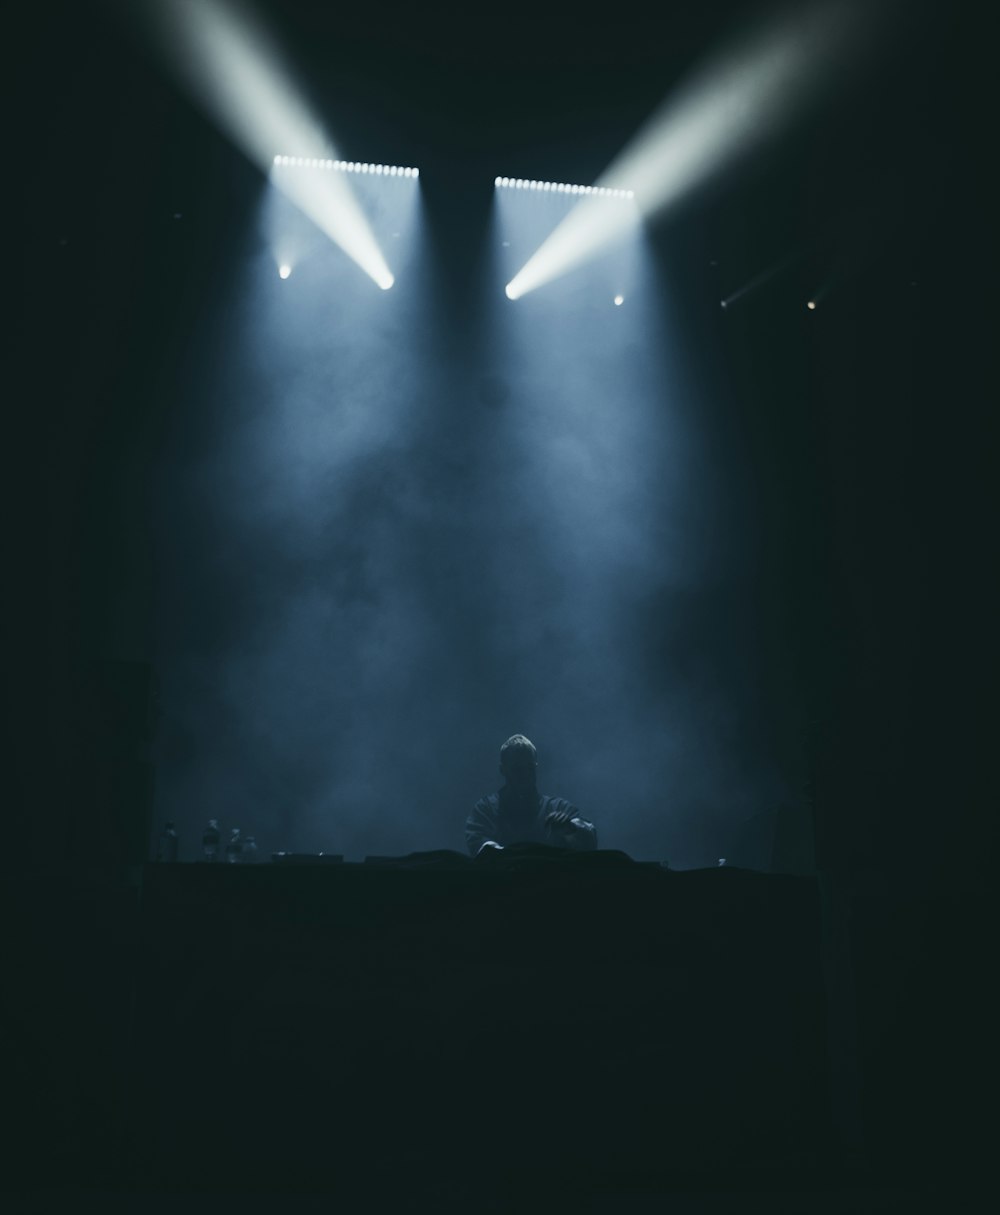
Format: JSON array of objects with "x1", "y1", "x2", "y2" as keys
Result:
[
  {"x1": 545, "y1": 803, "x2": 598, "y2": 851},
  {"x1": 465, "y1": 798, "x2": 504, "y2": 857}
]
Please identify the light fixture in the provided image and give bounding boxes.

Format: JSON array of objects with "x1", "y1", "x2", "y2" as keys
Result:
[{"x1": 494, "y1": 176, "x2": 634, "y2": 199}]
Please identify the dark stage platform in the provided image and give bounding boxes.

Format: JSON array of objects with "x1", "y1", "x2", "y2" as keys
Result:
[{"x1": 123, "y1": 852, "x2": 828, "y2": 1197}]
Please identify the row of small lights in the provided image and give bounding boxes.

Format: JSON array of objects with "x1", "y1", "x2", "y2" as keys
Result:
[
  {"x1": 495, "y1": 177, "x2": 634, "y2": 199},
  {"x1": 273, "y1": 156, "x2": 419, "y2": 177}
]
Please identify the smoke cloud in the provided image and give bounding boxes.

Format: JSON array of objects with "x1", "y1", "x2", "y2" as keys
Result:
[{"x1": 150, "y1": 183, "x2": 804, "y2": 866}]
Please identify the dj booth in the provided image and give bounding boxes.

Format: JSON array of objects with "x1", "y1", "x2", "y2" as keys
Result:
[{"x1": 119, "y1": 848, "x2": 830, "y2": 1197}]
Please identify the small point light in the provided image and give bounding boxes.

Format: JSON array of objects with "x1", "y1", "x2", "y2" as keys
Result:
[
  {"x1": 614, "y1": 295, "x2": 624, "y2": 306},
  {"x1": 807, "y1": 300, "x2": 816, "y2": 310},
  {"x1": 279, "y1": 264, "x2": 291, "y2": 279}
]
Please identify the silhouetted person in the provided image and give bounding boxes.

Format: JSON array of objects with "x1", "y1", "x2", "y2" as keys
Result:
[{"x1": 466, "y1": 734, "x2": 598, "y2": 856}]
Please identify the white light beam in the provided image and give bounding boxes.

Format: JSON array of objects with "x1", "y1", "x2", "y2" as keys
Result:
[
  {"x1": 506, "y1": 0, "x2": 897, "y2": 300},
  {"x1": 132, "y1": 0, "x2": 395, "y2": 289}
]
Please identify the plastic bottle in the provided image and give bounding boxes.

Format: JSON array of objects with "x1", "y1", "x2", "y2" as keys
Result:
[
  {"x1": 155, "y1": 821, "x2": 179, "y2": 863},
  {"x1": 225, "y1": 828, "x2": 243, "y2": 864},
  {"x1": 242, "y1": 835, "x2": 258, "y2": 863},
  {"x1": 202, "y1": 819, "x2": 221, "y2": 862}
]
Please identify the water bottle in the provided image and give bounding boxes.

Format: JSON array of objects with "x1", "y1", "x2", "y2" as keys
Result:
[
  {"x1": 155, "y1": 821, "x2": 179, "y2": 863},
  {"x1": 242, "y1": 835, "x2": 258, "y2": 863},
  {"x1": 202, "y1": 819, "x2": 221, "y2": 862},
  {"x1": 225, "y1": 828, "x2": 243, "y2": 864}
]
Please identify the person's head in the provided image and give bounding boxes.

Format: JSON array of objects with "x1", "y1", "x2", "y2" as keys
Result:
[{"x1": 499, "y1": 734, "x2": 538, "y2": 793}]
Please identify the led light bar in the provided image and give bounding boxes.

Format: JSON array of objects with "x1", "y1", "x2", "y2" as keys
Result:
[
  {"x1": 273, "y1": 156, "x2": 419, "y2": 177},
  {"x1": 494, "y1": 176, "x2": 634, "y2": 199}
]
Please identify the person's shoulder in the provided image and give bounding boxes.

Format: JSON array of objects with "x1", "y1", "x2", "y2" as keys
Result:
[{"x1": 472, "y1": 792, "x2": 500, "y2": 815}]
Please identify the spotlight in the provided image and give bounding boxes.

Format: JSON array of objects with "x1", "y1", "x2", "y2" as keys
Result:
[
  {"x1": 275, "y1": 156, "x2": 419, "y2": 178},
  {"x1": 807, "y1": 300, "x2": 816, "y2": 310},
  {"x1": 379, "y1": 273, "x2": 395, "y2": 290},
  {"x1": 614, "y1": 294, "x2": 624, "y2": 306},
  {"x1": 493, "y1": 175, "x2": 635, "y2": 197},
  {"x1": 505, "y1": 283, "x2": 518, "y2": 300},
  {"x1": 279, "y1": 264, "x2": 291, "y2": 279}
]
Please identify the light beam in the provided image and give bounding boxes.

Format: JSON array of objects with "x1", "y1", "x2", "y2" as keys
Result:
[
  {"x1": 130, "y1": 0, "x2": 395, "y2": 289},
  {"x1": 505, "y1": 0, "x2": 899, "y2": 299}
]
